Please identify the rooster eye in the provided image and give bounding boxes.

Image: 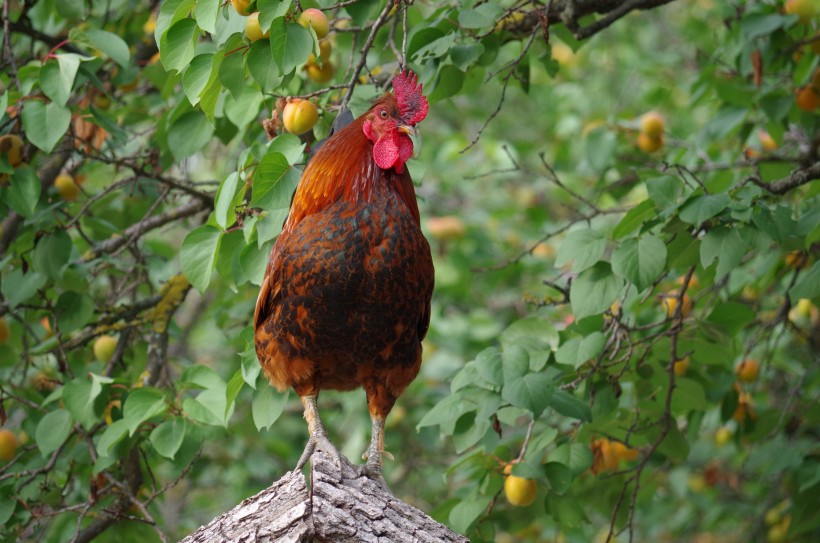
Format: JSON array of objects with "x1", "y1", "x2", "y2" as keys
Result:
[{"x1": 379, "y1": 109, "x2": 388, "y2": 118}]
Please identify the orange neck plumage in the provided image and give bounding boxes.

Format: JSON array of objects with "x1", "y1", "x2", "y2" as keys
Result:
[{"x1": 282, "y1": 114, "x2": 421, "y2": 233}]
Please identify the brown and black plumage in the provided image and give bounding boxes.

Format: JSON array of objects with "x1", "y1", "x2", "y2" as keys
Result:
[{"x1": 254, "y1": 70, "x2": 433, "y2": 478}]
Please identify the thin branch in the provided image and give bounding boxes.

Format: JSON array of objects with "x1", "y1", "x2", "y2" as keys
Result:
[
  {"x1": 79, "y1": 199, "x2": 211, "y2": 262},
  {"x1": 747, "y1": 160, "x2": 820, "y2": 195},
  {"x1": 339, "y1": 1, "x2": 395, "y2": 112}
]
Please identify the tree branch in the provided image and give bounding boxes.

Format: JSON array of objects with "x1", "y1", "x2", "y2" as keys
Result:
[
  {"x1": 180, "y1": 450, "x2": 468, "y2": 543},
  {"x1": 80, "y1": 199, "x2": 211, "y2": 262},
  {"x1": 748, "y1": 160, "x2": 820, "y2": 195}
]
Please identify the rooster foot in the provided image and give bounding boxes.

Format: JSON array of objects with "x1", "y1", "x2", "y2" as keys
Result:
[{"x1": 294, "y1": 431, "x2": 345, "y2": 481}]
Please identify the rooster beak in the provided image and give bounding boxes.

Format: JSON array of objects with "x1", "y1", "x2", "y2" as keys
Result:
[
  {"x1": 397, "y1": 124, "x2": 416, "y2": 136},
  {"x1": 398, "y1": 124, "x2": 421, "y2": 157}
]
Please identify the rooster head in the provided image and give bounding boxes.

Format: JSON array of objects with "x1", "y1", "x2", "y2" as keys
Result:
[{"x1": 362, "y1": 69, "x2": 429, "y2": 174}]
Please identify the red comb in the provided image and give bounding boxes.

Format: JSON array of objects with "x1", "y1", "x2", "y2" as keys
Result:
[{"x1": 393, "y1": 70, "x2": 428, "y2": 126}]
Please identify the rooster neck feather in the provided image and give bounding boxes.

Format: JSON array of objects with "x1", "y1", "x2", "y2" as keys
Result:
[{"x1": 283, "y1": 115, "x2": 420, "y2": 233}]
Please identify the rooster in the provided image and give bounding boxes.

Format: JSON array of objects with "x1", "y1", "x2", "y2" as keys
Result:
[{"x1": 254, "y1": 70, "x2": 434, "y2": 479}]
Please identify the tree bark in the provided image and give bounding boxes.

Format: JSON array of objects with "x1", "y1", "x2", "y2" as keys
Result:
[{"x1": 179, "y1": 450, "x2": 469, "y2": 543}]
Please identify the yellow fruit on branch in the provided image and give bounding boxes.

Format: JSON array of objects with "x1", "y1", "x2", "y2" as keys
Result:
[
  {"x1": 41, "y1": 316, "x2": 53, "y2": 337},
  {"x1": 640, "y1": 111, "x2": 665, "y2": 137},
  {"x1": 714, "y1": 426, "x2": 732, "y2": 446},
  {"x1": 784, "y1": 249, "x2": 809, "y2": 269},
  {"x1": 282, "y1": 99, "x2": 319, "y2": 136},
  {"x1": 637, "y1": 131, "x2": 663, "y2": 153},
  {"x1": 244, "y1": 12, "x2": 269, "y2": 42},
  {"x1": 54, "y1": 173, "x2": 80, "y2": 201},
  {"x1": 662, "y1": 291, "x2": 693, "y2": 318},
  {"x1": 758, "y1": 130, "x2": 778, "y2": 151},
  {"x1": 796, "y1": 85, "x2": 819, "y2": 112},
  {"x1": 426, "y1": 216, "x2": 467, "y2": 241},
  {"x1": 305, "y1": 60, "x2": 335, "y2": 84},
  {"x1": 504, "y1": 474, "x2": 537, "y2": 506},
  {"x1": 673, "y1": 356, "x2": 690, "y2": 376},
  {"x1": 0, "y1": 134, "x2": 24, "y2": 167},
  {"x1": 104, "y1": 400, "x2": 122, "y2": 425},
  {"x1": 0, "y1": 317, "x2": 9, "y2": 343},
  {"x1": 735, "y1": 358, "x2": 760, "y2": 383},
  {"x1": 298, "y1": 8, "x2": 330, "y2": 39},
  {"x1": 231, "y1": 0, "x2": 251, "y2": 16},
  {"x1": 93, "y1": 335, "x2": 118, "y2": 363},
  {"x1": 0, "y1": 429, "x2": 19, "y2": 461},
  {"x1": 784, "y1": 0, "x2": 817, "y2": 23}
]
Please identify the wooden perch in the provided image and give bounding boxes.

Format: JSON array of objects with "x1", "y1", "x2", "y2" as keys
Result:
[{"x1": 179, "y1": 449, "x2": 469, "y2": 543}]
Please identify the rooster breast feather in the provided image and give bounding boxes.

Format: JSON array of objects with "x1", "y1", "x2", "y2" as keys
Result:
[{"x1": 254, "y1": 154, "x2": 434, "y2": 399}]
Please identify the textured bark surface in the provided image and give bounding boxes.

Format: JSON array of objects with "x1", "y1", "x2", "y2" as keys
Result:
[{"x1": 180, "y1": 450, "x2": 469, "y2": 543}]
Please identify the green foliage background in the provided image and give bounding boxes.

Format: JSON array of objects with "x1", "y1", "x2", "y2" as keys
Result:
[{"x1": 1, "y1": 0, "x2": 818, "y2": 542}]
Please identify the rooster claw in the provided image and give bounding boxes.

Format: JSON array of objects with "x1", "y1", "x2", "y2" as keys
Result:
[
  {"x1": 356, "y1": 462, "x2": 390, "y2": 491},
  {"x1": 294, "y1": 432, "x2": 345, "y2": 482}
]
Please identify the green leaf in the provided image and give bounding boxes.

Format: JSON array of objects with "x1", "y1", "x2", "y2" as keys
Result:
[
  {"x1": 545, "y1": 493, "x2": 587, "y2": 529},
  {"x1": 700, "y1": 226, "x2": 746, "y2": 279},
  {"x1": 35, "y1": 409, "x2": 72, "y2": 456},
  {"x1": 429, "y1": 65, "x2": 464, "y2": 102},
  {"x1": 417, "y1": 394, "x2": 470, "y2": 435},
  {"x1": 77, "y1": 29, "x2": 130, "y2": 66},
  {"x1": 550, "y1": 390, "x2": 592, "y2": 422},
  {"x1": 252, "y1": 386, "x2": 289, "y2": 431},
  {"x1": 21, "y1": 100, "x2": 71, "y2": 153},
  {"x1": 551, "y1": 442, "x2": 593, "y2": 477},
  {"x1": 183, "y1": 53, "x2": 214, "y2": 106},
  {"x1": 215, "y1": 229, "x2": 247, "y2": 287},
  {"x1": 258, "y1": 0, "x2": 291, "y2": 27},
  {"x1": 545, "y1": 462, "x2": 572, "y2": 494},
  {"x1": 500, "y1": 316, "x2": 558, "y2": 370},
  {"x1": 194, "y1": 0, "x2": 220, "y2": 34},
  {"x1": 247, "y1": 40, "x2": 282, "y2": 91},
  {"x1": 123, "y1": 388, "x2": 167, "y2": 436},
  {"x1": 33, "y1": 229, "x2": 72, "y2": 279},
  {"x1": 740, "y1": 13, "x2": 787, "y2": 39},
  {"x1": 241, "y1": 237, "x2": 276, "y2": 286},
  {"x1": 501, "y1": 346, "x2": 554, "y2": 416},
  {"x1": 556, "y1": 229, "x2": 606, "y2": 273},
  {"x1": 670, "y1": 378, "x2": 707, "y2": 415},
  {"x1": 269, "y1": 18, "x2": 312, "y2": 75},
  {"x1": 646, "y1": 175, "x2": 683, "y2": 213},
  {"x1": 790, "y1": 261, "x2": 820, "y2": 300},
  {"x1": 570, "y1": 262, "x2": 624, "y2": 320},
  {"x1": 612, "y1": 199, "x2": 656, "y2": 239},
  {"x1": 555, "y1": 332, "x2": 604, "y2": 369},
  {"x1": 55, "y1": 292, "x2": 95, "y2": 333},
  {"x1": 150, "y1": 418, "x2": 186, "y2": 459},
  {"x1": 450, "y1": 43, "x2": 485, "y2": 71},
  {"x1": 215, "y1": 172, "x2": 241, "y2": 230},
  {"x1": 251, "y1": 151, "x2": 300, "y2": 210},
  {"x1": 655, "y1": 423, "x2": 689, "y2": 461},
  {"x1": 449, "y1": 494, "x2": 493, "y2": 534},
  {"x1": 473, "y1": 347, "x2": 503, "y2": 387},
  {"x1": 6, "y1": 165, "x2": 41, "y2": 218},
  {"x1": 611, "y1": 235, "x2": 667, "y2": 291},
  {"x1": 168, "y1": 110, "x2": 214, "y2": 160},
  {"x1": 679, "y1": 193, "x2": 730, "y2": 226},
  {"x1": 225, "y1": 370, "x2": 245, "y2": 417},
  {"x1": 180, "y1": 225, "x2": 222, "y2": 293},
  {"x1": 62, "y1": 379, "x2": 97, "y2": 430},
  {"x1": 458, "y1": 4, "x2": 502, "y2": 29},
  {"x1": 706, "y1": 302, "x2": 756, "y2": 335},
  {"x1": 96, "y1": 419, "x2": 129, "y2": 457},
  {"x1": 40, "y1": 54, "x2": 84, "y2": 107},
  {"x1": 240, "y1": 344, "x2": 262, "y2": 388},
  {"x1": 1, "y1": 269, "x2": 47, "y2": 309},
  {"x1": 160, "y1": 18, "x2": 198, "y2": 74}
]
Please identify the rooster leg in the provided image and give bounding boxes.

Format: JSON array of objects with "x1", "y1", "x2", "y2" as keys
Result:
[
  {"x1": 294, "y1": 394, "x2": 343, "y2": 474},
  {"x1": 360, "y1": 413, "x2": 395, "y2": 483}
]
